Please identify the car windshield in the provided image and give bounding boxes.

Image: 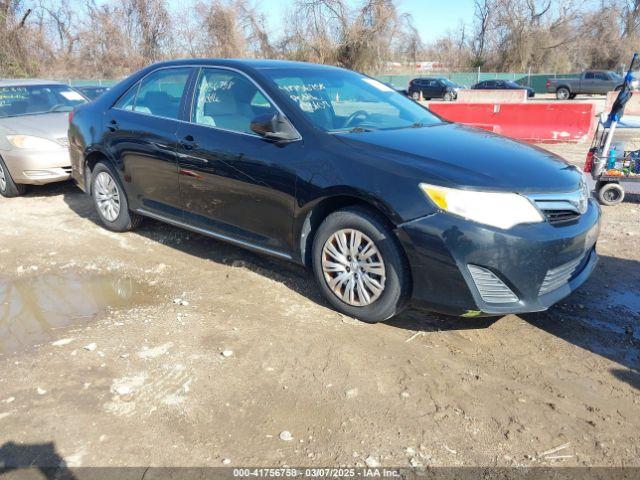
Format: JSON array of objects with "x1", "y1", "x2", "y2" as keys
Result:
[
  {"x1": 610, "y1": 72, "x2": 623, "y2": 81},
  {"x1": 441, "y1": 79, "x2": 460, "y2": 88},
  {"x1": 505, "y1": 81, "x2": 522, "y2": 88},
  {"x1": 0, "y1": 85, "x2": 86, "y2": 118},
  {"x1": 263, "y1": 68, "x2": 442, "y2": 132}
]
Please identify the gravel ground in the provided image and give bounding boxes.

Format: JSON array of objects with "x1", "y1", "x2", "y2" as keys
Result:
[{"x1": 0, "y1": 141, "x2": 638, "y2": 471}]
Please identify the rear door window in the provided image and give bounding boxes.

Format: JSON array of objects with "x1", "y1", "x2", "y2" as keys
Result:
[{"x1": 116, "y1": 68, "x2": 192, "y2": 120}]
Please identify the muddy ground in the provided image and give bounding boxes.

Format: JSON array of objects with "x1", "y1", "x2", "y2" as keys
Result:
[{"x1": 0, "y1": 142, "x2": 638, "y2": 470}]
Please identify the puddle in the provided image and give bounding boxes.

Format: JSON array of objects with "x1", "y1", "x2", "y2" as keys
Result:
[{"x1": 0, "y1": 273, "x2": 151, "y2": 355}]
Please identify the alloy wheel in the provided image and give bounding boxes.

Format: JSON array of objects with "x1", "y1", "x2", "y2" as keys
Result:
[
  {"x1": 321, "y1": 228, "x2": 386, "y2": 306},
  {"x1": 0, "y1": 163, "x2": 6, "y2": 192},
  {"x1": 94, "y1": 171, "x2": 121, "y2": 222}
]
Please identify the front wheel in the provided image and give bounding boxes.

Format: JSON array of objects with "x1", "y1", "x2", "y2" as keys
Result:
[
  {"x1": 443, "y1": 91, "x2": 454, "y2": 101},
  {"x1": 91, "y1": 161, "x2": 142, "y2": 231},
  {"x1": 312, "y1": 207, "x2": 411, "y2": 323},
  {"x1": 0, "y1": 156, "x2": 26, "y2": 198},
  {"x1": 411, "y1": 91, "x2": 420, "y2": 101}
]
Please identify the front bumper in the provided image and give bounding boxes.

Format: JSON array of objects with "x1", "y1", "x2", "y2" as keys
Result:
[
  {"x1": 396, "y1": 198, "x2": 600, "y2": 316},
  {"x1": 1, "y1": 148, "x2": 71, "y2": 185}
]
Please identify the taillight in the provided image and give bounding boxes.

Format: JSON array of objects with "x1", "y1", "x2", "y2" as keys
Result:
[
  {"x1": 584, "y1": 148, "x2": 595, "y2": 172},
  {"x1": 546, "y1": 80, "x2": 551, "y2": 88}
]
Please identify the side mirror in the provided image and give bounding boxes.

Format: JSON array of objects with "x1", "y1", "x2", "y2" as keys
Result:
[{"x1": 250, "y1": 112, "x2": 298, "y2": 142}]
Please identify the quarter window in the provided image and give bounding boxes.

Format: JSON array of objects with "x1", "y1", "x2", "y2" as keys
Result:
[
  {"x1": 191, "y1": 68, "x2": 277, "y2": 134},
  {"x1": 115, "y1": 84, "x2": 138, "y2": 111}
]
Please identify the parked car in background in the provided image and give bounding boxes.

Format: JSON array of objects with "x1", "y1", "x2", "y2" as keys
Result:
[
  {"x1": 0, "y1": 79, "x2": 87, "y2": 197},
  {"x1": 472, "y1": 79, "x2": 535, "y2": 98},
  {"x1": 383, "y1": 82, "x2": 408, "y2": 97},
  {"x1": 69, "y1": 59, "x2": 599, "y2": 323},
  {"x1": 76, "y1": 85, "x2": 110, "y2": 100},
  {"x1": 408, "y1": 77, "x2": 463, "y2": 101},
  {"x1": 546, "y1": 71, "x2": 624, "y2": 99}
]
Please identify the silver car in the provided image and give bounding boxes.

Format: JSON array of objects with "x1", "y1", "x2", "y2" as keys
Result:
[{"x1": 0, "y1": 79, "x2": 87, "y2": 197}]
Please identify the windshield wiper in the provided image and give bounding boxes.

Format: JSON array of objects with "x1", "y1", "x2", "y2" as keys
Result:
[{"x1": 331, "y1": 126, "x2": 374, "y2": 133}]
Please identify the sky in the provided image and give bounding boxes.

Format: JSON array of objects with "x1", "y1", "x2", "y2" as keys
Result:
[
  {"x1": 253, "y1": 0, "x2": 476, "y2": 41},
  {"x1": 258, "y1": 0, "x2": 475, "y2": 41},
  {"x1": 166, "y1": 0, "x2": 477, "y2": 43}
]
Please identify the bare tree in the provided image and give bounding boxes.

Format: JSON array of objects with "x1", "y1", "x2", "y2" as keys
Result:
[{"x1": 470, "y1": 0, "x2": 493, "y2": 68}]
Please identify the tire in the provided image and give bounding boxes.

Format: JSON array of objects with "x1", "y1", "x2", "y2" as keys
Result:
[
  {"x1": 91, "y1": 161, "x2": 142, "y2": 231},
  {"x1": 556, "y1": 87, "x2": 571, "y2": 100},
  {"x1": 597, "y1": 182, "x2": 624, "y2": 206},
  {"x1": 411, "y1": 91, "x2": 420, "y2": 101},
  {"x1": 0, "y1": 156, "x2": 26, "y2": 198},
  {"x1": 312, "y1": 206, "x2": 411, "y2": 323},
  {"x1": 443, "y1": 91, "x2": 454, "y2": 101}
]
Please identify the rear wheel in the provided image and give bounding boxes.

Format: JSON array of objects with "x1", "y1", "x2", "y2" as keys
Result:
[
  {"x1": 312, "y1": 206, "x2": 411, "y2": 323},
  {"x1": 556, "y1": 87, "x2": 571, "y2": 100},
  {"x1": 0, "y1": 156, "x2": 26, "y2": 198},
  {"x1": 597, "y1": 182, "x2": 624, "y2": 206},
  {"x1": 91, "y1": 161, "x2": 142, "y2": 231}
]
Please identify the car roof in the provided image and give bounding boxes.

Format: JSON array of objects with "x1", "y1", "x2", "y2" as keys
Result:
[
  {"x1": 148, "y1": 58, "x2": 345, "y2": 72},
  {"x1": 0, "y1": 78, "x2": 68, "y2": 87}
]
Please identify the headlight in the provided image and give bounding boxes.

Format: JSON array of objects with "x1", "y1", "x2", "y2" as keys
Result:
[
  {"x1": 419, "y1": 183, "x2": 544, "y2": 229},
  {"x1": 6, "y1": 135, "x2": 61, "y2": 150}
]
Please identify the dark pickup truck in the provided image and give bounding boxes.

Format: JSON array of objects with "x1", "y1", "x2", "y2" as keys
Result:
[{"x1": 546, "y1": 70, "x2": 624, "y2": 99}]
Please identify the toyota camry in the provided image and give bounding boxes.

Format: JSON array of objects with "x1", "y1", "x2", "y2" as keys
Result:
[{"x1": 68, "y1": 60, "x2": 599, "y2": 323}]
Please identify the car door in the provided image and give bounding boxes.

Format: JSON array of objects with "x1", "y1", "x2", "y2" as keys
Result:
[
  {"x1": 435, "y1": 80, "x2": 447, "y2": 97},
  {"x1": 175, "y1": 67, "x2": 301, "y2": 256},
  {"x1": 104, "y1": 67, "x2": 193, "y2": 215},
  {"x1": 581, "y1": 71, "x2": 596, "y2": 94},
  {"x1": 594, "y1": 72, "x2": 612, "y2": 94}
]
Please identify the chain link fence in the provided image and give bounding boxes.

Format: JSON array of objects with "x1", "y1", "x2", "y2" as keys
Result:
[{"x1": 375, "y1": 72, "x2": 577, "y2": 94}]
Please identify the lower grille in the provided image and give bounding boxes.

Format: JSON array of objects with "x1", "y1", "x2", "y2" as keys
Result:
[
  {"x1": 468, "y1": 265, "x2": 519, "y2": 304},
  {"x1": 539, "y1": 255, "x2": 583, "y2": 296},
  {"x1": 62, "y1": 166, "x2": 72, "y2": 174}
]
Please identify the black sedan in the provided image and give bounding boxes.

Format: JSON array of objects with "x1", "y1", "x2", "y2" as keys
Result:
[
  {"x1": 472, "y1": 79, "x2": 535, "y2": 98},
  {"x1": 68, "y1": 59, "x2": 599, "y2": 323}
]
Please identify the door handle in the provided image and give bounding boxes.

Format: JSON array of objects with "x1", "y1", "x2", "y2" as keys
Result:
[
  {"x1": 107, "y1": 119, "x2": 119, "y2": 132},
  {"x1": 180, "y1": 135, "x2": 198, "y2": 150}
]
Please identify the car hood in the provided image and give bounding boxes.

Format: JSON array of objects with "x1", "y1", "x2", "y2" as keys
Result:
[
  {"x1": 335, "y1": 123, "x2": 583, "y2": 193},
  {"x1": 0, "y1": 112, "x2": 69, "y2": 140}
]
